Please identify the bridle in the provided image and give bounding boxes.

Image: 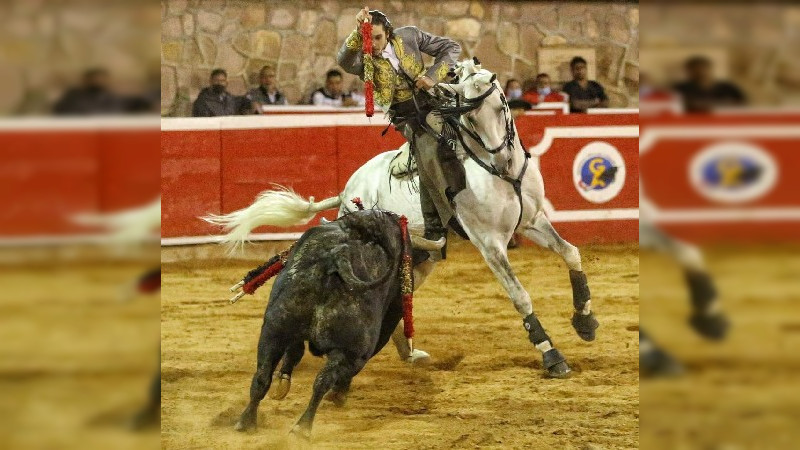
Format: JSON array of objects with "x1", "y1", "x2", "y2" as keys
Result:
[{"x1": 433, "y1": 71, "x2": 532, "y2": 231}]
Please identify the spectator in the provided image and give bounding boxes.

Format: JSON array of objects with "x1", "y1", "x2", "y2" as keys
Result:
[
  {"x1": 504, "y1": 78, "x2": 522, "y2": 100},
  {"x1": 246, "y1": 65, "x2": 288, "y2": 113},
  {"x1": 311, "y1": 69, "x2": 361, "y2": 107},
  {"x1": 192, "y1": 68, "x2": 250, "y2": 117},
  {"x1": 522, "y1": 73, "x2": 568, "y2": 104},
  {"x1": 53, "y1": 68, "x2": 125, "y2": 115},
  {"x1": 562, "y1": 57, "x2": 609, "y2": 113},
  {"x1": 639, "y1": 72, "x2": 676, "y2": 101},
  {"x1": 672, "y1": 56, "x2": 747, "y2": 113}
]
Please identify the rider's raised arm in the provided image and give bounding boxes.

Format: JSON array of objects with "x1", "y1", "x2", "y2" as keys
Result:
[
  {"x1": 337, "y1": 30, "x2": 365, "y2": 79},
  {"x1": 413, "y1": 27, "x2": 461, "y2": 83}
]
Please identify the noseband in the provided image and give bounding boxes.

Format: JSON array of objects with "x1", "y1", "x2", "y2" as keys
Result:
[{"x1": 438, "y1": 77, "x2": 517, "y2": 157}]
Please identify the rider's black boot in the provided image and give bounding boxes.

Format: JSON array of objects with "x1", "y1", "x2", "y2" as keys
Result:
[{"x1": 420, "y1": 183, "x2": 448, "y2": 260}]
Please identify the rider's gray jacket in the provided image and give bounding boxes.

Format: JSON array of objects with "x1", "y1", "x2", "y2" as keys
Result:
[{"x1": 337, "y1": 26, "x2": 461, "y2": 109}]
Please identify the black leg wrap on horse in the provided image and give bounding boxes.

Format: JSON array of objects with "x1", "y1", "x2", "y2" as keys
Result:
[
  {"x1": 569, "y1": 270, "x2": 591, "y2": 311},
  {"x1": 420, "y1": 183, "x2": 447, "y2": 259},
  {"x1": 571, "y1": 312, "x2": 599, "y2": 342},
  {"x1": 685, "y1": 270, "x2": 728, "y2": 340},
  {"x1": 685, "y1": 270, "x2": 717, "y2": 312},
  {"x1": 522, "y1": 314, "x2": 551, "y2": 345},
  {"x1": 542, "y1": 348, "x2": 567, "y2": 371}
]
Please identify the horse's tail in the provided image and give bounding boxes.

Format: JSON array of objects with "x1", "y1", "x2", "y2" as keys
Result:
[{"x1": 202, "y1": 185, "x2": 341, "y2": 250}]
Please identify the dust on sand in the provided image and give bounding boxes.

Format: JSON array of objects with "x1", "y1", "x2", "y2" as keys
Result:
[{"x1": 162, "y1": 240, "x2": 639, "y2": 449}]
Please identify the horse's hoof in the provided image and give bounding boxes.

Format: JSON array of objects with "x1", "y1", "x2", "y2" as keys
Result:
[
  {"x1": 571, "y1": 311, "x2": 599, "y2": 342},
  {"x1": 324, "y1": 390, "x2": 348, "y2": 408},
  {"x1": 407, "y1": 349, "x2": 431, "y2": 365},
  {"x1": 689, "y1": 313, "x2": 729, "y2": 341},
  {"x1": 641, "y1": 347, "x2": 683, "y2": 378},
  {"x1": 542, "y1": 349, "x2": 571, "y2": 378},
  {"x1": 234, "y1": 419, "x2": 254, "y2": 432},
  {"x1": 268, "y1": 373, "x2": 292, "y2": 400},
  {"x1": 289, "y1": 424, "x2": 312, "y2": 441}
]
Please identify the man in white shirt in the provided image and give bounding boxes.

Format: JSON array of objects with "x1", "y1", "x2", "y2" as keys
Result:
[{"x1": 310, "y1": 69, "x2": 361, "y2": 107}]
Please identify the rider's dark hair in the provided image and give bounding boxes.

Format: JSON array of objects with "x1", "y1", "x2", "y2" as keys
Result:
[
  {"x1": 326, "y1": 69, "x2": 343, "y2": 79},
  {"x1": 570, "y1": 57, "x2": 587, "y2": 68},
  {"x1": 369, "y1": 10, "x2": 393, "y2": 38}
]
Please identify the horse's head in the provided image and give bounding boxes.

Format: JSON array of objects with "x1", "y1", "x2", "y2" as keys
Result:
[{"x1": 437, "y1": 59, "x2": 515, "y2": 172}]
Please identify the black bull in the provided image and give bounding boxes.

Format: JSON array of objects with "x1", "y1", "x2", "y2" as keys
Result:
[{"x1": 234, "y1": 210, "x2": 419, "y2": 437}]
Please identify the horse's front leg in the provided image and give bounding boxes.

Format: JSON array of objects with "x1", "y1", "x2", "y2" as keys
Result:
[
  {"x1": 522, "y1": 212, "x2": 599, "y2": 341},
  {"x1": 470, "y1": 234, "x2": 571, "y2": 378},
  {"x1": 640, "y1": 221, "x2": 729, "y2": 340}
]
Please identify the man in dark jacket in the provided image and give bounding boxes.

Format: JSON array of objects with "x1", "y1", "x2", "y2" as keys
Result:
[
  {"x1": 53, "y1": 68, "x2": 125, "y2": 115},
  {"x1": 673, "y1": 56, "x2": 747, "y2": 113},
  {"x1": 192, "y1": 68, "x2": 250, "y2": 117},
  {"x1": 246, "y1": 65, "x2": 288, "y2": 113}
]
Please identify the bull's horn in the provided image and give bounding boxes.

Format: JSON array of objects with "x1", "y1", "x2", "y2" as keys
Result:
[
  {"x1": 410, "y1": 235, "x2": 446, "y2": 251},
  {"x1": 320, "y1": 217, "x2": 331, "y2": 224},
  {"x1": 334, "y1": 248, "x2": 393, "y2": 291}
]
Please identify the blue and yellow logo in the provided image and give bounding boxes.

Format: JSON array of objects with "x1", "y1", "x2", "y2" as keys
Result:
[
  {"x1": 701, "y1": 156, "x2": 762, "y2": 190},
  {"x1": 578, "y1": 156, "x2": 618, "y2": 191}
]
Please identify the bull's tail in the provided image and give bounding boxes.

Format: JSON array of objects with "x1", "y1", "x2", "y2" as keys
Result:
[{"x1": 202, "y1": 185, "x2": 341, "y2": 250}]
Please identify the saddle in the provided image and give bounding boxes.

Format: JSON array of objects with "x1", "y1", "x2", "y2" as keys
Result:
[{"x1": 388, "y1": 142, "x2": 418, "y2": 180}]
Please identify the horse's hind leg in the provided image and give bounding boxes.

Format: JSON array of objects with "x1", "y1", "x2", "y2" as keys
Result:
[
  {"x1": 472, "y1": 236, "x2": 571, "y2": 378},
  {"x1": 522, "y1": 212, "x2": 599, "y2": 341},
  {"x1": 269, "y1": 341, "x2": 304, "y2": 400},
  {"x1": 235, "y1": 334, "x2": 286, "y2": 431},
  {"x1": 640, "y1": 221, "x2": 729, "y2": 340}
]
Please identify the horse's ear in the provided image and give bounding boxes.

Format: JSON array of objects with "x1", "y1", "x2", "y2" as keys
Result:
[
  {"x1": 473, "y1": 56, "x2": 481, "y2": 65},
  {"x1": 490, "y1": 74, "x2": 497, "y2": 84}
]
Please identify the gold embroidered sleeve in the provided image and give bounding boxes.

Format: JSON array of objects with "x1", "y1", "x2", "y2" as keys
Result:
[{"x1": 345, "y1": 29, "x2": 362, "y2": 51}]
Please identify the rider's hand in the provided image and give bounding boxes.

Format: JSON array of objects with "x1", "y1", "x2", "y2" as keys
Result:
[
  {"x1": 415, "y1": 76, "x2": 435, "y2": 91},
  {"x1": 356, "y1": 6, "x2": 371, "y2": 24}
]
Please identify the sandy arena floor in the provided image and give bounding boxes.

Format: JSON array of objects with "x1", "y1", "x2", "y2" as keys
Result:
[
  {"x1": 0, "y1": 254, "x2": 160, "y2": 450},
  {"x1": 161, "y1": 239, "x2": 639, "y2": 449},
  {"x1": 640, "y1": 245, "x2": 800, "y2": 449}
]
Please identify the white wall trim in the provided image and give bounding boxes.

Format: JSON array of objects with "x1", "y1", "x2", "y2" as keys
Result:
[
  {"x1": 0, "y1": 117, "x2": 159, "y2": 131},
  {"x1": 528, "y1": 125, "x2": 640, "y2": 156}
]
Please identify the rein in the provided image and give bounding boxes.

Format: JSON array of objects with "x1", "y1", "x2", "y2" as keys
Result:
[{"x1": 436, "y1": 78, "x2": 531, "y2": 232}]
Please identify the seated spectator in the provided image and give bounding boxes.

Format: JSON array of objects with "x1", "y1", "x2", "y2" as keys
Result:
[
  {"x1": 672, "y1": 56, "x2": 746, "y2": 113},
  {"x1": 192, "y1": 68, "x2": 250, "y2": 117},
  {"x1": 311, "y1": 69, "x2": 360, "y2": 107},
  {"x1": 53, "y1": 68, "x2": 125, "y2": 115},
  {"x1": 522, "y1": 73, "x2": 568, "y2": 104},
  {"x1": 246, "y1": 65, "x2": 288, "y2": 113},
  {"x1": 504, "y1": 78, "x2": 522, "y2": 100},
  {"x1": 561, "y1": 57, "x2": 609, "y2": 113}
]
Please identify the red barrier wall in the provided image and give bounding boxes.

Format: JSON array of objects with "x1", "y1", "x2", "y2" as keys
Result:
[
  {"x1": 161, "y1": 112, "x2": 640, "y2": 245},
  {"x1": 0, "y1": 120, "x2": 159, "y2": 237},
  {"x1": 640, "y1": 113, "x2": 800, "y2": 243}
]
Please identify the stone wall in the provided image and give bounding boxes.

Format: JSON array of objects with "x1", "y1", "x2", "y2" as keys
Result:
[
  {"x1": 161, "y1": 0, "x2": 640, "y2": 116},
  {"x1": 0, "y1": 1, "x2": 160, "y2": 115}
]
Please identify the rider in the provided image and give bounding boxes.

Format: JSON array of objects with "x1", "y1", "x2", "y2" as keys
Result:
[{"x1": 337, "y1": 7, "x2": 463, "y2": 258}]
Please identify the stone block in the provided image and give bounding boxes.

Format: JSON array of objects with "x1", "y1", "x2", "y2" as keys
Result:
[
  {"x1": 278, "y1": 63, "x2": 297, "y2": 84},
  {"x1": 252, "y1": 30, "x2": 282, "y2": 60},
  {"x1": 240, "y1": 3, "x2": 266, "y2": 29},
  {"x1": 469, "y1": 1, "x2": 484, "y2": 19},
  {"x1": 316, "y1": 20, "x2": 338, "y2": 56},
  {"x1": 541, "y1": 35, "x2": 567, "y2": 47},
  {"x1": 197, "y1": 10, "x2": 223, "y2": 33},
  {"x1": 473, "y1": 34, "x2": 511, "y2": 73},
  {"x1": 336, "y1": 9, "x2": 360, "y2": 43},
  {"x1": 161, "y1": 65, "x2": 177, "y2": 109},
  {"x1": 181, "y1": 13, "x2": 194, "y2": 36},
  {"x1": 446, "y1": 18, "x2": 481, "y2": 42},
  {"x1": 441, "y1": 1, "x2": 469, "y2": 17},
  {"x1": 215, "y1": 43, "x2": 247, "y2": 74},
  {"x1": 497, "y1": 22, "x2": 519, "y2": 56},
  {"x1": 271, "y1": 7, "x2": 298, "y2": 29},
  {"x1": 162, "y1": 15, "x2": 183, "y2": 39},
  {"x1": 519, "y1": 3, "x2": 558, "y2": 29},
  {"x1": 162, "y1": 41, "x2": 183, "y2": 64},
  {"x1": 197, "y1": 34, "x2": 217, "y2": 65},
  {"x1": 297, "y1": 11, "x2": 319, "y2": 36},
  {"x1": 519, "y1": 26, "x2": 545, "y2": 63},
  {"x1": 281, "y1": 34, "x2": 311, "y2": 63},
  {"x1": 168, "y1": 0, "x2": 188, "y2": 15}
]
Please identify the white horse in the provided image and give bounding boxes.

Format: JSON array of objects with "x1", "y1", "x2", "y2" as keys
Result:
[{"x1": 206, "y1": 59, "x2": 598, "y2": 377}]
